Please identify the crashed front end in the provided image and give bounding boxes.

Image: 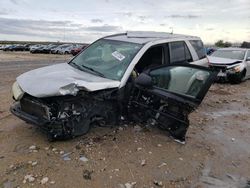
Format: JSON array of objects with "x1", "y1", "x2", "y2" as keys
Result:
[
  {"x1": 209, "y1": 63, "x2": 244, "y2": 82},
  {"x1": 11, "y1": 87, "x2": 118, "y2": 140},
  {"x1": 10, "y1": 63, "x2": 121, "y2": 140}
]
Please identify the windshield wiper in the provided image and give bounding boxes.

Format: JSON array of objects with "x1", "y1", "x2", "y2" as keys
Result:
[
  {"x1": 69, "y1": 61, "x2": 83, "y2": 71},
  {"x1": 81, "y1": 64, "x2": 106, "y2": 78}
]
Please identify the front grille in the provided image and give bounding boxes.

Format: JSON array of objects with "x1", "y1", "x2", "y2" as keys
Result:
[
  {"x1": 210, "y1": 65, "x2": 227, "y2": 72},
  {"x1": 20, "y1": 97, "x2": 50, "y2": 120}
]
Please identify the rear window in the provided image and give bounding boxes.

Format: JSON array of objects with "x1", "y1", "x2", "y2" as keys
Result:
[{"x1": 190, "y1": 40, "x2": 206, "y2": 59}]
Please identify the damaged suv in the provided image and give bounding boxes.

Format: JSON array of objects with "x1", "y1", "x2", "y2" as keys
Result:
[{"x1": 10, "y1": 31, "x2": 217, "y2": 142}]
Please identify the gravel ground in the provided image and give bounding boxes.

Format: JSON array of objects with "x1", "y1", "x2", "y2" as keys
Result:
[{"x1": 0, "y1": 51, "x2": 250, "y2": 188}]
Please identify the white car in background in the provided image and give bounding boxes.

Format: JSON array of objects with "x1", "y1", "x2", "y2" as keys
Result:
[
  {"x1": 51, "y1": 44, "x2": 71, "y2": 54},
  {"x1": 208, "y1": 48, "x2": 250, "y2": 83},
  {"x1": 58, "y1": 44, "x2": 78, "y2": 55}
]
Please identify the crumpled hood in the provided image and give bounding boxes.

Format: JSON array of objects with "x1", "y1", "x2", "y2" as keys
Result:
[
  {"x1": 17, "y1": 63, "x2": 120, "y2": 98},
  {"x1": 208, "y1": 56, "x2": 242, "y2": 65}
]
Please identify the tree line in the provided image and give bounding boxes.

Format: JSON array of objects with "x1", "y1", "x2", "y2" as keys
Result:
[{"x1": 214, "y1": 40, "x2": 250, "y2": 48}]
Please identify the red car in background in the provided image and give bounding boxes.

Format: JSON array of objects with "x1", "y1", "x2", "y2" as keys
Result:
[{"x1": 71, "y1": 45, "x2": 87, "y2": 56}]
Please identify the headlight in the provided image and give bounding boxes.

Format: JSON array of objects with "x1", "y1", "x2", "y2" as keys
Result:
[
  {"x1": 233, "y1": 65, "x2": 241, "y2": 73},
  {"x1": 228, "y1": 64, "x2": 243, "y2": 73},
  {"x1": 12, "y1": 81, "x2": 24, "y2": 101}
]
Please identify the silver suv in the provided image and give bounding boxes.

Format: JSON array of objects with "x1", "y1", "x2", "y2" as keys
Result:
[{"x1": 10, "y1": 31, "x2": 216, "y2": 143}]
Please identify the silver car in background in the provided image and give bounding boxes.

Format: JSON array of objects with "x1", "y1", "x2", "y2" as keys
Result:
[{"x1": 208, "y1": 48, "x2": 250, "y2": 83}]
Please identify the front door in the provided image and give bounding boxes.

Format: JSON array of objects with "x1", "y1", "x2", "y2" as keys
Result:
[{"x1": 129, "y1": 64, "x2": 218, "y2": 142}]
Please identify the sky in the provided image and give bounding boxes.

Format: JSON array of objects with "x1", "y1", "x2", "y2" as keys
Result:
[{"x1": 0, "y1": 0, "x2": 249, "y2": 44}]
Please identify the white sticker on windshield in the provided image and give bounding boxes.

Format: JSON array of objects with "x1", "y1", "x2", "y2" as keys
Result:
[{"x1": 112, "y1": 51, "x2": 125, "y2": 61}]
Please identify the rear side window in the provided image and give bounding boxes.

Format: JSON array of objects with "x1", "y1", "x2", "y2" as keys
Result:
[
  {"x1": 247, "y1": 50, "x2": 250, "y2": 60},
  {"x1": 189, "y1": 40, "x2": 206, "y2": 59},
  {"x1": 169, "y1": 41, "x2": 192, "y2": 64}
]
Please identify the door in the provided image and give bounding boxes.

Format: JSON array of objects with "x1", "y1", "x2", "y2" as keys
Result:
[
  {"x1": 245, "y1": 50, "x2": 250, "y2": 78},
  {"x1": 130, "y1": 64, "x2": 218, "y2": 142}
]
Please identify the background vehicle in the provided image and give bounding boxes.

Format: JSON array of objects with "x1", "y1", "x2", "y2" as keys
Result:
[
  {"x1": 206, "y1": 47, "x2": 217, "y2": 55},
  {"x1": 29, "y1": 44, "x2": 42, "y2": 53},
  {"x1": 11, "y1": 44, "x2": 26, "y2": 51},
  {"x1": 3, "y1": 44, "x2": 16, "y2": 51},
  {"x1": 58, "y1": 44, "x2": 77, "y2": 54},
  {"x1": 30, "y1": 45, "x2": 46, "y2": 53},
  {"x1": 208, "y1": 48, "x2": 250, "y2": 83},
  {"x1": 71, "y1": 45, "x2": 87, "y2": 56},
  {"x1": 41, "y1": 44, "x2": 59, "y2": 54},
  {"x1": 51, "y1": 44, "x2": 71, "y2": 54}
]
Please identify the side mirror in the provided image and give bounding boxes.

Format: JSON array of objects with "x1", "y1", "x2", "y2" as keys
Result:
[
  {"x1": 246, "y1": 57, "x2": 250, "y2": 61},
  {"x1": 135, "y1": 73, "x2": 153, "y2": 88}
]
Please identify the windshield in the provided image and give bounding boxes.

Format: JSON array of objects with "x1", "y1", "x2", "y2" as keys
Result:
[
  {"x1": 70, "y1": 39, "x2": 142, "y2": 80},
  {"x1": 211, "y1": 50, "x2": 246, "y2": 60}
]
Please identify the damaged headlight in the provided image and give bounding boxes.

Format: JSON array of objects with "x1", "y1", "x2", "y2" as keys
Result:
[
  {"x1": 232, "y1": 65, "x2": 241, "y2": 73},
  {"x1": 12, "y1": 81, "x2": 24, "y2": 101},
  {"x1": 227, "y1": 63, "x2": 243, "y2": 73}
]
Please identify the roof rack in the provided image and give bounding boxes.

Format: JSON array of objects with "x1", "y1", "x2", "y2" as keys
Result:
[{"x1": 126, "y1": 31, "x2": 174, "y2": 38}]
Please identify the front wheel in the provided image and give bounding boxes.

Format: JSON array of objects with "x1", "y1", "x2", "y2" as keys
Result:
[{"x1": 229, "y1": 70, "x2": 246, "y2": 84}]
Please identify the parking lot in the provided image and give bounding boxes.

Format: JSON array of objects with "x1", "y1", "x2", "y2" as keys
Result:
[{"x1": 0, "y1": 51, "x2": 250, "y2": 187}]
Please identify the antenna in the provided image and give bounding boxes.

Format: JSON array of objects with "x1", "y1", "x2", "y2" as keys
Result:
[{"x1": 169, "y1": 27, "x2": 173, "y2": 34}]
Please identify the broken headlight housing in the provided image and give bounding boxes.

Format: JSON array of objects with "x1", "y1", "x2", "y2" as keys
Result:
[
  {"x1": 12, "y1": 81, "x2": 24, "y2": 101},
  {"x1": 227, "y1": 63, "x2": 243, "y2": 73}
]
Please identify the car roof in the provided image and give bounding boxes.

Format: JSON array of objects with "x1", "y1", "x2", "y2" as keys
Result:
[{"x1": 104, "y1": 31, "x2": 200, "y2": 44}]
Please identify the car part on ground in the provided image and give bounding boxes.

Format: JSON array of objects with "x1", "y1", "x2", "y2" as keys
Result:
[{"x1": 10, "y1": 31, "x2": 215, "y2": 142}]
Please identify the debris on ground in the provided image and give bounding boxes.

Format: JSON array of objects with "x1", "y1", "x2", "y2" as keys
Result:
[
  {"x1": 158, "y1": 162, "x2": 167, "y2": 168},
  {"x1": 133, "y1": 125, "x2": 142, "y2": 132},
  {"x1": 79, "y1": 156, "x2": 89, "y2": 162},
  {"x1": 153, "y1": 180, "x2": 163, "y2": 187},
  {"x1": 29, "y1": 145, "x2": 38, "y2": 152},
  {"x1": 83, "y1": 170, "x2": 93, "y2": 180},
  {"x1": 40, "y1": 177, "x2": 49, "y2": 184},
  {"x1": 124, "y1": 182, "x2": 137, "y2": 188},
  {"x1": 50, "y1": 181, "x2": 55, "y2": 184},
  {"x1": 137, "y1": 147, "x2": 142, "y2": 151},
  {"x1": 29, "y1": 145, "x2": 36, "y2": 150},
  {"x1": 28, "y1": 161, "x2": 38, "y2": 166},
  {"x1": 141, "y1": 159, "x2": 146, "y2": 166},
  {"x1": 61, "y1": 152, "x2": 72, "y2": 161},
  {"x1": 23, "y1": 174, "x2": 35, "y2": 183}
]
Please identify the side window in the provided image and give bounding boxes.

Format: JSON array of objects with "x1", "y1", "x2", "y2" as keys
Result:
[
  {"x1": 169, "y1": 42, "x2": 193, "y2": 64},
  {"x1": 135, "y1": 45, "x2": 164, "y2": 73},
  {"x1": 150, "y1": 66, "x2": 210, "y2": 98},
  {"x1": 189, "y1": 40, "x2": 206, "y2": 59},
  {"x1": 247, "y1": 51, "x2": 250, "y2": 60}
]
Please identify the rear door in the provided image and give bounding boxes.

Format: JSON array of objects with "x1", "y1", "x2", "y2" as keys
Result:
[
  {"x1": 246, "y1": 50, "x2": 250, "y2": 78},
  {"x1": 130, "y1": 64, "x2": 217, "y2": 141}
]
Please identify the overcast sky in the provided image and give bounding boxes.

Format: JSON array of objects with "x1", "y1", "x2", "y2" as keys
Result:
[{"x1": 0, "y1": 0, "x2": 249, "y2": 44}]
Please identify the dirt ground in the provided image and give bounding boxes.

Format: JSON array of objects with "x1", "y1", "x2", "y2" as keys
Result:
[{"x1": 0, "y1": 51, "x2": 250, "y2": 188}]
